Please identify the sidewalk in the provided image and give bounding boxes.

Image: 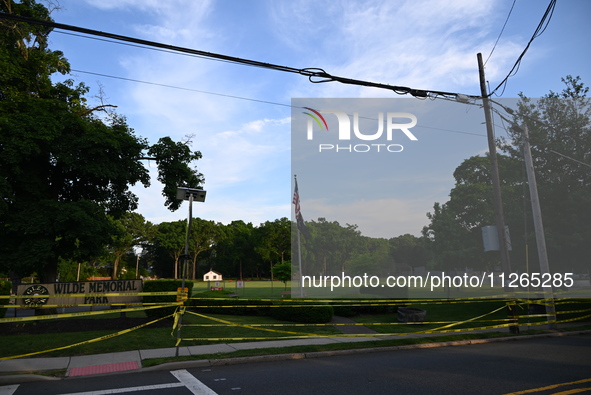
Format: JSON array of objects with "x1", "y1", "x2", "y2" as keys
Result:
[{"x1": 2, "y1": 322, "x2": 588, "y2": 384}]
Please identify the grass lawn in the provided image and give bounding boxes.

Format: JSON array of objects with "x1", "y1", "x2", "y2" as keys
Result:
[
  {"x1": 0, "y1": 309, "x2": 341, "y2": 359},
  {"x1": 192, "y1": 280, "x2": 292, "y2": 299}
]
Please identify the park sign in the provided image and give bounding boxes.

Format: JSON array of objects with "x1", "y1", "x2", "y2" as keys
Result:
[{"x1": 17, "y1": 279, "x2": 143, "y2": 308}]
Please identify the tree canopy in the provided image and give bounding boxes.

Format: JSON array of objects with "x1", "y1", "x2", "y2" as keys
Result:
[{"x1": 0, "y1": 0, "x2": 203, "y2": 281}]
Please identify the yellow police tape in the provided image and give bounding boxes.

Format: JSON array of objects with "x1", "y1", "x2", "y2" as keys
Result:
[
  {"x1": 191, "y1": 297, "x2": 508, "y2": 304},
  {"x1": 0, "y1": 314, "x2": 174, "y2": 361},
  {"x1": 176, "y1": 304, "x2": 513, "y2": 344},
  {"x1": 0, "y1": 302, "x2": 179, "y2": 309},
  {"x1": 0, "y1": 303, "x2": 181, "y2": 324},
  {"x1": 181, "y1": 318, "x2": 515, "y2": 328}
]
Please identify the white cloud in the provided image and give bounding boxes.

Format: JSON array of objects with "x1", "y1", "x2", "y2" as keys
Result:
[{"x1": 278, "y1": 0, "x2": 524, "y2": 98}]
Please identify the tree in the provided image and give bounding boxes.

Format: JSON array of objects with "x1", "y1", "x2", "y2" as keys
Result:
[
  {"x1": 0, "y1": 1, "x2": 204, "y2": 282},
  {"x1": 422, "y1": 154, "x2": 525, "y2": 271},
  {"x1": 501, "y1": 76, "x2": 591, "y2": 272},
  {"x1": 272, "y1": 261, "x2": 292, "y2": 289},
  {"x1": 255, "y1": 217, "x2": 291, "y2": 280},
  {"x1": 215, "y1": 220, "x2": 257, "y2": 278},
  {"x1": 154, "y1": 220, "x2": 186, "y2": 279},
  {"x1": 302, "y1": 218, "x2": 363, "y2": 276},
  {"x1": 106, "y1": 212, "x2": 154, "y2": 279},
  {"x1": 188, "y1": 218, "x2": 221, "y2": 281},
  {"x1": 389, "y1": 234, "x2": 430, "y2": 271}
]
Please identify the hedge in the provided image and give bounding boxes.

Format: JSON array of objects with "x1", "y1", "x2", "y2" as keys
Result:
[
  {"x1": 0, "y1": 280, "x2": 11, "y2": 319},
  {"x1": 143, "y1": 280, "x2": 193, "y2": 318},
  {"x1": 270, "y1": 301, "x2": 334, "y2": 323},
  {"x1": 190, "y1": 298, "x2": 271, "y2": 316}
]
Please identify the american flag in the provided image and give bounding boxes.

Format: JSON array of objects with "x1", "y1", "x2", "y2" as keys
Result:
[{"x1": 293, "y1": 178, "x2": 309, "y2": 238}]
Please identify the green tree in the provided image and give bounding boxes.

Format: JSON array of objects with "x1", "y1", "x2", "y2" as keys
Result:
[
  {"x1": 188, "y1": 218, "x2": 221, "y2": 281},
  {"x1": 422, "y1": 154, "x2": 525, "y2": 271},
  {"x1": 272, "y1": 261, "x2": 292, "y2": 289},
  {"x1": 302, "y1": 218, "x2": 363, "y2": 276},
  {"x1": 0, "y1": 1, "x2": 203, "y2": 282},
  {"x1": 388, "y1": 234, "x2": 429, "y2": 272},
  {"x1": 255, "y1": 217, "x2": 291, "y2": 280},
  {"x1": 154, "y1": 220, "x2": 186, "y2": 279},
  {"x1": 214, "y1": 220, "x2": 257, "y2": 278},
  {"x1": 501, "y1": 76, "x2": 591, "y2": 272},
  {"x1": 107, "y1": 212, "x2": 154, "y2": 279}
]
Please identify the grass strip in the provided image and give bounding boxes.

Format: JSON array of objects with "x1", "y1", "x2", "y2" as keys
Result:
[{"x1": 142, "y1": 325, "x2": 591, "y2": 368}]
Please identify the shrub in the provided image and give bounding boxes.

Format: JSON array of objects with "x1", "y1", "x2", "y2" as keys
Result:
[
  {"x1": 191, "y1": 297, "x2": 272, "y2": 316},
  {"x1": 0, "y1": 280, "x2": 11, "y2": 319},
  {"x1": 143, "y1": 280, "x2": 193, "y2": 318},
  {"x1": 270, "y1": 301, "x2": 334, "y2": 323},
  {"x1": 329, "y1": 300, "x2": 399, "y2": 316}
]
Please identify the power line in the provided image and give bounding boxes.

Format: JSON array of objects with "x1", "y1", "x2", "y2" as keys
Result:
[
  {"x1": 488, "y1": 0, "x2": 556, "y2": 97},
  {"x1": 484, "y1": 0, "x2": 516, "y2": 66},
  {"x1": 0, "y1": 12, "x2": 479, "y2": 101},
  {"x1": 71, "y1": 69, "x2": 486, "y2": 138},
  {"x1": 71, "y1": 69, "x2": 292, "y2": 109}
]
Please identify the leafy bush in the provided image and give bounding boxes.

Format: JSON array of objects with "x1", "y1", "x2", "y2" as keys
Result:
[
  {"x1": 143, "y1": 280, "x2": 193, "y2": 318},
  {"x1": 191, "y1": 296, "x2": 271, "y2": 316},
  {"x1": 270, "y1": 301, "x2": 334, "y2": 323},
  {"x1": 329, "y1": 300, "x2": 399, "y2": 316},
  {"x1": 0, "y1": 280, "x2": 11, "y2": 319}
]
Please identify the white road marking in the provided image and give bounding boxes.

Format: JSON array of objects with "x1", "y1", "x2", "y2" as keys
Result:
[
  {"x1": 51, "y1": 368, "x2": 216, "y2": 395},
  {"x1": 0, "y1": 385, "x2": 19, "y2": 395},
  {"x1": 57, "y1": 383, "x2": 184, "y2": 395},
  {"x1": 170, "y1": 369, "x2": 218, "y2": 395}
]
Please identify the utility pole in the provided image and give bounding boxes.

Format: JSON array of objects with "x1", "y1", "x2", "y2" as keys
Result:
[
  {"x1": 521, "y1": 124, "x2": 557, "y2": 329},
  {"x1": 477, "y1": 53, "x2": 519, "y2": 333}
]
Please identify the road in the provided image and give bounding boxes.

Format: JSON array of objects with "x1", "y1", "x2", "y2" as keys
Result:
[{"x1": 3, "y1": 334, "x2": 591, "y2": 395}]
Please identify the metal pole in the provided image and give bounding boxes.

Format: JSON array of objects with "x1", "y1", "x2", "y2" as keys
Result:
[
  {"x1": 521, "y1": 124, "x2": 557, "y2": 329},
  {"x1": 295, "y1": 175, "x2": 304, "y2": 297},
  {"x1": 176, "y1": 193, "x2": 193, "y2": 356},
  {"x1": 477, "y1": 53, "x2": 518, "y2": 333}
]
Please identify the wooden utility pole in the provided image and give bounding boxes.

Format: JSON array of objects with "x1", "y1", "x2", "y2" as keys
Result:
[
  {"x1": 521, "y1": 124, "x2": 557, "y2": 329},
  {"x1": 477, "y1": 53, "x2": 519, "y2": 333}
]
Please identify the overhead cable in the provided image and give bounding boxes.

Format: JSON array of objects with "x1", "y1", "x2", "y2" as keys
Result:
[
  {"x1": 0, "y1": 12, "x2": 478, "y2": 101},
  {"x1": 487, "y1": 0, "x2": 556, "y2": 97},
  {"x1": 484, "y1": 0, "x2": 516, "y2": 66}
]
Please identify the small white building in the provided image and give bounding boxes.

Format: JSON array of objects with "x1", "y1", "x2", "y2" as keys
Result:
[{"x1": 203, "y1": 270, "x2": 222, "y2": 282}]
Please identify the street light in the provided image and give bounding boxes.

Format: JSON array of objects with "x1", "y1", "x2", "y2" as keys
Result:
[
  {"x1": 176, "y1": 187, "x2": 207, "y2": 202},
  {"x1": 175, "y1": 186, "x2": 206, "y2": 355}
]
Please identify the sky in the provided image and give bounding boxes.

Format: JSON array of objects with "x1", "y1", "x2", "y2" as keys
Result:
[{"x1": 42, "y1": 0, "x2": 591, "y2": 239}]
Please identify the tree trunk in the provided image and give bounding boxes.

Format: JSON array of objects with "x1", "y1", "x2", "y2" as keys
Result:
[{"x1": 112, "y1": 255, "x2": 121, "y2": 280}]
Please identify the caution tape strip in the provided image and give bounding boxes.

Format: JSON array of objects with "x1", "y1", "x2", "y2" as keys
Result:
[
  {"x1": 190, "y1": 297, "x2": 510, "y2": 304},
  {"x1": 184, "y1": 310, "x2": 312, "y2": 337},
  {"x1": 178, "y1": 322, "x2": 519, "y2": 342},
  {"x1": 177, "y1": 304, "x2": 513, "y2": 344},
  {"x1": 0, "y1": 302, "x2": 179, "y2": 309},
  {"x1": 181, "y1": 318, "x2": 513, "y2": 327},
  {"x1": 0, "y1": 314, "x2": 174, "y2": 361},
  {"x1": 0, "y1": 303, "x2": 181, "y2": 324}
]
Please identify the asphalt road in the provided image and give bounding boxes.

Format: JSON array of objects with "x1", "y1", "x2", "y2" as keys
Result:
[{"x1": 5, "y1": 334, "x2": 591, "y2": 395}]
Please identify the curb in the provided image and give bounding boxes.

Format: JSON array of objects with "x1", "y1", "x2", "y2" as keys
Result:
[{"x1": 140, "y1": 329, "x2": 591, "y2": 372}]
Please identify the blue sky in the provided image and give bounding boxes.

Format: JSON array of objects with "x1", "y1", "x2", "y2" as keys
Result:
[{"x1": 45, "y1": 0, "x2": 591, "y2": 238}]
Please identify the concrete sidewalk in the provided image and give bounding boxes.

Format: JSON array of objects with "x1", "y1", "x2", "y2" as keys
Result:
[{"x1": 0, "y1": 334, "x2": 389, "y2": 379}]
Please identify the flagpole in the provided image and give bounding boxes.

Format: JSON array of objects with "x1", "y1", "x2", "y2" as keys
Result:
[
  {"x1": 294, "y1": 175, "x2": 304, "y2": 297},
  {"x1": 296, "y1": 211, "x2": 303, "y2": 297}
]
